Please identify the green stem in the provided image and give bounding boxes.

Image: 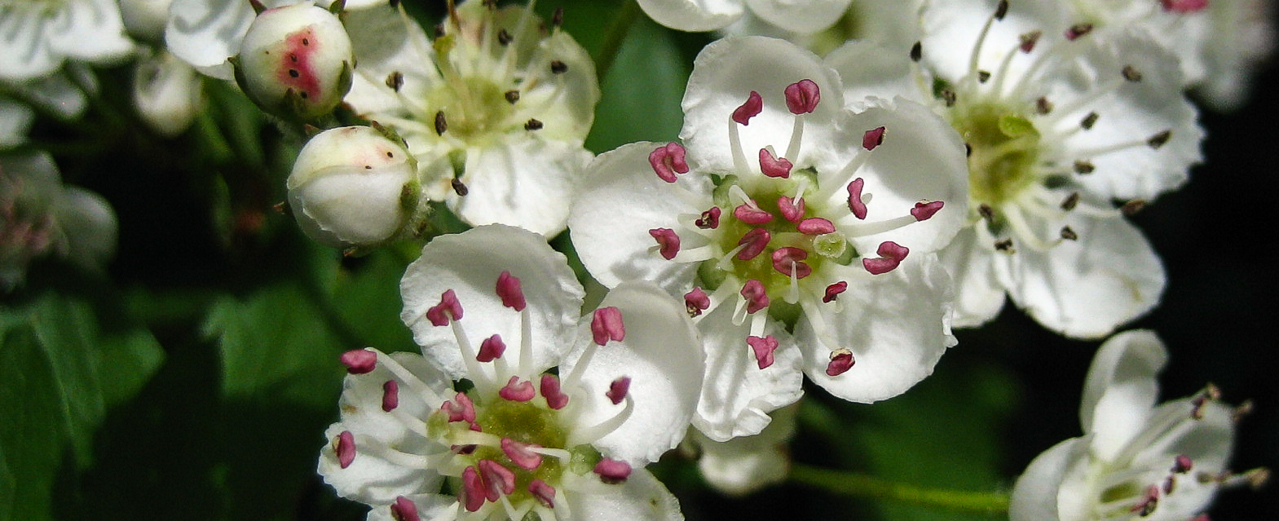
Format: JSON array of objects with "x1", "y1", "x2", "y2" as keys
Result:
[
  {"x1": 593, "y1": 0, "x2": 641, "y2": 81},
  {"x1": 790, "y1": 464, "x2": 1011, "y2": 515}
]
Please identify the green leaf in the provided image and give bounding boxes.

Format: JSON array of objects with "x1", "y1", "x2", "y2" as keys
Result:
[
  {"x1": 0, "y1": 294, "x2": 164, "y2": 521},
  {"x1": 585, "y1": 16, "x2": 691, "y2": 153}
]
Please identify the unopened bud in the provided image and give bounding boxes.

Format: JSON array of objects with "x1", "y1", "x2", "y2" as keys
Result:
[{"x1": 234, "y1": 3, "x2": 354, "y2": 121}]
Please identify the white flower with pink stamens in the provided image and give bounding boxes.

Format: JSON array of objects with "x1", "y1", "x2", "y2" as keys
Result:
[
  {"x1": 318, "y1": 224, "x2": 702, "y2": 521},
  {"x1": 829, "y1": 0, "x2": 1202, "y2": 339},
  {"x1": 636, "y1": 0, "x2": 852, "y2": 34},
  {"x1": 1010, "y1": 330, "x2": 1257, "y2": 521},
  {"x1": 570, "y1": 36, "x2": 968, "y2": 441}
]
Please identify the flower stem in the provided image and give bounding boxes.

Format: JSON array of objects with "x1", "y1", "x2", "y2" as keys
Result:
[
  {"x1": 593, "y1": 0, "x2": 641, "y2": 81},
  {"x1": 790, "y1": 464, "x2": 1011, "y2": 514}
]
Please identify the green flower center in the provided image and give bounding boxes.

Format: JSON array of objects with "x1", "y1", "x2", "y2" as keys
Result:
[{"x1": 949, "y1": 103, "x2": 1042, "y2": 209}]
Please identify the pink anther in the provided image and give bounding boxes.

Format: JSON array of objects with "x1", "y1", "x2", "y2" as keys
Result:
[
  {"x1": 747, "y1": 335, "x2": 780, "y2": 369},
  {"x1": 462, "y1": 466, "x2": 487, "y2": 511},
  {"x1": 649, "y1": 228, "x2": 681, "y2": 260},
  {"x1": 477, "y1": 334, "x2": 506, "y2": 362},
  {"x1": 733, "y1": 91, "x2": 763, "y2": 125},
  {"x1": 391, "y1": 496, "x2": 420, "y2": 521},
  {"x1": 529, "y1": 479, "x2": 556, "y2": 508},
  {"x1": 823, "y1": 281, "x2": 847, "y2": 303},
  {"x1": 1130, "y1": 484, "x2": 1159, "y2": 516},
  {"x1": 734, "y1": 202, "x2": 774, "y2": 225},
  {"x1": 862, "y1": 126, "x2": 885, "y2": 150},
  {"x1": 649, "y1": 142, "x2": 689, "y2": 183},
  {"x1": 336, "y1": 430, "x2": 356, "y2": 468},
  {"x1": 1065, "y1": 23, "x2": 1093, "y2": 40},
  {"x1": 684, "y1": 287, "x2": 710, "y2": 317},
  {"x1": 797, "y1": 217, "x2": 836, "y2": 235},
  {"x1": 591, "y1": 306, "x2": 626, "y2": 346},
  {"x1": 863, "y1": 241, "x2": 909, "y2": 275},
  {"x1": 1173, "y1": 455, "x2": 1194, "y2": 473},
  {"x1": 540, "y1": 374, "x2": 569, "y2": 409},
  {"x1": 442, "y1": 392, "x2": 477, "y2": 423},
  {"x1": 759, "y1": 148, "x2": 793, "y2": 178},
  {"x1": 1020, "y1": 30, "x2": 1042, "y2": 53},
  {"x1": 480, "y1": 460, "x2": 516, "y2": 498},
  {"x1": 382, "y1": 380, "x2": 399, "y2": 412},
  {"x1": 499, "y1": 376, "x2": 536, "y2": 402},
  {"x1": 495, "y1": 271, "x2": 526, "y2": 311},
  {"x1": 607, "y1": 376, "x2": 631, "y2": 405},
  {"x1": 778, "y1": 195, "x2": 805, "y2": 222},
  {"x1": 340, "y1": 349, "x2": 377, "y2": 374},
  {"x1": 502, "y1": 438, "x2": 544, "y2": 470},
  {"x1": 911, "y1": 201, "x2": 944, "y2": 221},
  {"x1": 846, "y1": 178, "x2": 868, "y2": 219},
  {"x1": 696, "y1": 207, "x2": 722, "y2": 229},
  {"x1": 425, "y1": 289, "x2": 463, "y2": 326},
  {"x1": 736, "y1": 228, "x2": 771, "y2": 261},
  {"x1": 594, "y1": 458, "x2": 633, "y2": 484},
  {"x1": 740, "y1": 279, "x2": 770, "y2": 314},
  {"x1": 826, "y1": 349, "x2": 855, "y2": 376},
  {"x1": 771, "y1": 247, "x2": 812, "y2": 278},
  {"x1": 1161, "y1": 0, "x2": 1208, "y2": 12},
  {"x1": 785, "y1": 79, "x2": 821, "y2": 114}
]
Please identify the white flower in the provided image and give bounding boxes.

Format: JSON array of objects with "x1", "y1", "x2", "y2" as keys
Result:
[
  {"x1": 686, "y1": 403, "x2": 796, "y2": 496},
  {"x1": 0, "y1": 0, "x2": 134, "y2": 81},
  {"x1": 829, "y1": 0, "x2": 1202, "y2": 339},
  {"x1": 636, "y1": 0, "x2": 852, "y2": 34},
  {"x1": 2, "y1": 152, "x2": 116, "y2": 290},
  {"x1": 133, "y1": 49, "x2": 204, "y2": 137},
  {"x1": 232, "y1": 1, "x2": 354, "y2": 120},
  {"x1": 1010, "y1": 330, "x2": 1252, "y2": 521},
  {"x1": 721, "y1": 0, "x2": 923, "y2": 58},
  {"x1": 319, "y1": 224, "x2": 704, "y2": 520},
  {"x1": 120, "y1": 0, "x2": 173, "y2": 42},
  {"x1": 342, "y1": 1, "x2": 598, "y2": 236},
  {"x1": 571, "y1": 36, "x2": 967, "y2": 441},
  {"x1": 286, "y1": 125, "x2": 423, "y2": 249}
]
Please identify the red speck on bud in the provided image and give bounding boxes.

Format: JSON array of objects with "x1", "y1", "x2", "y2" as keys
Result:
[
  {"x1": 747, "y1": 335, "x2": 780, "y2": 369},
  {"x1": 594, "y1": 458, "x2": 633, "y2": 484},
  {"x1": 335, "y1": 430, "x2": 356, "y2": 468},
  {"x1": 425, "y1": 289, "x2": 463, "y2": 326},
  {"x1": 771, "y1": 247, "x2": 812, "y2": 278},
  {"x1": 391, "y1": 496, "x2": 420, "y2": 521},
  {"x1": 477, "y1": 334, "x2": 507, "y2": 362},
  {"x1": 733, "y1": 91, "x2": 763, "y2": 125},
  {"x1": 539, "y1": 374, "x2": 569, "y2": 409},
  {"x1": 911, "y1": 201, "x2": 944, "y2": 221},
  {"x1": 846, "y1": 178, "x2": 868, "y2": 219},
  {"x1": 495, "y1": 271, "x2": 526, "y2": 311},
  {"x1": 759, "y1": 148, "x2": 793, "y2": 178},
  {"x1": 499, "y1": 376, "x2": 536, "y2": 402},
  {"x1": 649, "y1": 142, "x2": 689, "y2": 183},
  {"x1": 684, "y1": 287, "x2": 711, "y2": 317},
  {"x1": 736, "y1": 227, "x2": 771, "y2": 260},
  {"x1": 592, "y1": 306, "x2": 626, "y2": 345},
  {"x1": 382, "y1": 380, "x2": 399, "y2": 412},
  {"x1": 827, "y1": 349, "x2": 855, "y2": 376},
  {"x1": 740, "y1": 279, "x2": 770, "y2": 314},
  {"x1": 649, "y1": 228, "x2": 681, "y2": 260},
  {"x1": 863, "y1": 241, "x2": 909, "y2": 275},
  {"x1": 823, "y1": 281, "x2": 848, "y2": 303},
  {"x1": 785, "y1": 79, "x2": 821, "y2": 114},
  {"x1": 607, "y1": 376, "x2": 631, "y2": 404},
  {"x1": 862, "y1": 127, "x2": 885, "y2": 150},
  {"x1": 340, "y1": 349, "x2": 377, "y2": 374}
]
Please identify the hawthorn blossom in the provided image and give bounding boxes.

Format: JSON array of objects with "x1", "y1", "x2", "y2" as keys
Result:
[
  {"x1": 571, "y1": 36, "x2": 967, "y2": 440},
  {"x1": 1010, "y1": 330, "x2": 1260, "y2": 521},
  {"x1": 0, "y1": 0, "x2": 133, "y2": 81},
  {"x1": 319, "y1": 224, "x2": 703, "y2": 520},
  {"x1": 636, "y1": 0, "x2": 852, "y2": 34},
  {"x1": 342, "y1": 0, "x2": 598, "y2": 235},
  {"x1": 829, "y1": 0, "x2": 1202, "y2": 339},
  {"x1": 686, "y1": 404, "x2": 797, "y2": 496}
]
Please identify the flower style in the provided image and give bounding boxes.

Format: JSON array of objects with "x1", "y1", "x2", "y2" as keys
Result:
[
  {"x1": 829, "y1": 0, "x2": 1202, "y2": 339},
  {"x1": 2, "y1": 152, "x2": 116, "y2": 290},
  {"x1": 571, "y1": 36, "x2": 968, "y2": 440},
  {"x1": 0, "y1": 0, "x2": 134, "y2": 81},
  {"x1": 1010, "y1": 330, "x2": 1259, "y2": 521},
  {"x1": 319, "y1": 224, "x2": 704, "y2": 520},
  {"x1": 341, "y1": 0, "x2": 598, "y2": 236},
  {"x1": 637, "y1": 0, "x2": 853, "y2": 34}
]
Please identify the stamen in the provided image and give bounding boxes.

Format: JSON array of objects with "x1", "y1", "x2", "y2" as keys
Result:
[
  {"x1": 1161, "y1": 0, "x2": 1209, "y2": 13},
  {"x1": 568, "y1": 394, "x2": 634, "y2": 445},
  {"x1": 684, "y1": 287, "x2": 711, "y2": 317},
  {"x1": 340, "y1": 349, "x2": 378, "y2": 374},
  {"x1": 591, "y1": 307, "x2": 626, "y2": 345},
  {"x1": 549, "y1": 60, "x2": 567, "y2": 74},
  {"x1": 648, "y1": 142, "x2": 689, "y2": 183},
  {"x1": 1173, "y1": 455, "x2": 1194, "y2": 474},
  {"x1": 382, "y1": 380, "x2": 400, "y2": 412},
  {"x1": 496, "y1": 271, "x2": 526, "y2": 311},
  {"x1": 910, "y1": 201, "x2": 944, "y2": 221},
  {"x1": 501, "y1": 438, "x2": 544, "y2": 470},
  {"x1": 1122, "y1": 199, "x2": 1147, "y2": 215},
  {"x1": 499, "y1": 376, "x2": 535, "y2": 402},
  {"x1": 1129, "y1": 485, "x2": 1159, "y2": 516},
  {"x1": 736, "y1": 228, "x2": 771, "y2": 260},
  {"x1": 434, "y1": 111, "x2": 447, "y2": 135},
  {"x1": 606, "y1": 377, "x2": 631, "y2": 404},
  {"x1": 1060, "y1": 226, "x2": 1078, "y2": 241},
  {"x1": 784, "y1": 79, "x2": 821, "y2": 114},
  {"x1": 696, "y1": 207, "x2": 721, "y2": 229},
  {"x1": 863, "y1": 241, "x2": 909, "y2": 275},
  {"x1": 1020, "y1": 31, "x2": 1043, "y2": 53},
  {"x1": 734, "y1": 203, "x2": 775, "y2": 224},
  {"x1": 524, "y1": 119, "x2": 543, "y2": 130},
  {"x1": 1074, "y1": 160, "x2": 1096, "y2": 174},
  {"x1": 442, "y1": 391, "x2": 477, "y2": 423},
  {"x1": 594, "y1": 459, "x2": 633, "y2": 484},
  {"x1": 862, "y1": 127, "x2": 885, "y2": 151},
  {"x1": 910, "y1": 41, "x2": 922, "y2": 62},
  {"x1": 1148, "y1": 130, "x2": 1172, "y2": 149},
  {"x1": 529, "y1": 479, "x2": 556, "y2": 508},
  {"x1": 391, "y1": 496, "x2": 420, "y2": 521},
  {"x1": 759, "y1": 147, "x2": 793, "y2": 178},
  {"x1": 771, "y1": 247, "x2": 812, "y2": 278},
  {"x1": 778, "y1": 195, "x2": 805, "y2": 222},
  {"x1": 797, "y1": 218, "x2": 836, "y2": 235},
  {"x1": 477, "y1": 334, "x2": 507, "y2": 362},
  {"x1": 1036, "y1": 96, "x2": 1053, "y2": 114},
  {"x1": 740, "y1": 279, "x2": 770, "y2": 314},
  {"x1": 426, "y1": 289, "x2": 464, "y2": 326},
  {"x1": 823, "y1": 281, "x2": 848, "y2": 304},
  {"x1": 732, "y1": 91, "x2": 763, "y2": 125},
  {"x1": 846, "y1": 178, "x2": 868, "y2": 219},
  {"x1": 480, "y1": 459, "x2": 516, "y2": 498},
  {"x1": 462, "y1": 466, "x2": 487, "y2": 511},
  {"x1": 747, "y1": 335, "x2": 780, "y2": 369},
  {"x1": 827, "y1": 349, "x2": 855, "y2": 376},
  {"x1": 385, "y1": 71, "x2": 405, "y2": 91},
  {"x1": 335, "y1": 430, "x2": 356, "y2": 468},
  {"x1": 1066, "y1": 23, "x2": 1094, "y2": 40},
  {"x1": 505, "y1": 90, "x2": 520, "y2": 103},
  {"x1": 539, "y1": 374, "x2": 569, "y2": 409},
  {"x1": 649, "y1": 228, "x2": 681, "y2": 260},
  {"x1": 1122, "y1": 65, "x2": 1143, "y2": 82}
]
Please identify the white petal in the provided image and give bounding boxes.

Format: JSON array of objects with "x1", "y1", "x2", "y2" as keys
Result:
[
  {"x1": 400, "y1": 225, "x2": 585, "y2": 381},
  {"x1": 825, "y1": 40, "x2": 924, "y2": 106},
  {"x1": 561, "y1": 282, "x2": 705, "y2": 465},
  {"x1": 636, "y1": 0, "x2": 745, "y2": 32},
  {"x1": 798, "y1": 253, "x2": 956, "y2": 403},
  {"x1": 1008, "y1": 436, "x2": 1089, "y2": 521},
  {"x1": 1079, "y1": 330, "x2": 1167, "y2": 460},
  {"x1": 692, "y1": 298, "x2": 803, "y2": 441},
  {"x1": 343, "y1": 3, "x2": 435, "y2": 115},
  {"x1": 364, "y1": 494, "x2": 457, "y2": 521},
  {"x1": 132, "y1": 50, "x2": 204, "y2": 137},
  {"x1": 449, "y1": 137, "x2": 592, "y2": 237},
  {"x1": 937, "y1": 227, "x2": 1006, "y2": 329},
  {"x1": 570, "y1": 142, "x2": 707, "y2": 292},
  {"x1": 2, "y1": 72, "x2": 90, "y2": 120},
  {"x1": 566, "y1": 468, "x2": 684, "y2": 521},
  {"x1": 0, "y1": 98, "x2": 34, "y2": 146},
  {"x1": 166, "y1": 0, "x2": 257, "y2": 78},
  {"x1": 744, "y1": 0, "x2": 851, "y2": 35},
  {"x1": 1129, "y1": 398, "x2": 1235, "y2": 519},
  {"x1": 681, "y1": 36, "x2": 844, "y2": 173},
  {"x1": 919, "y1": 0, "x2": 1069, "y2": 83},
  {"x1": 0, "y1": 12, "x2": 58, "y2": 80},
  {"x1": 49, "y1": 0, "x2": 135, "y2": 63},
  {"x1": 692, "y1": 404, "x2": 796, "y2": 496},
  {"x1": 997, "y1": 215, "x2": 1165, "y2": 340},
  {"x1": 54, "y1": 187, "x2": 117, "y2": 272}
]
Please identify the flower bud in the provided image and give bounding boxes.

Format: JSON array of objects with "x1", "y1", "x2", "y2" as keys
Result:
[
  {"x1": 133, "y1": 50, "x2": 204, "y2": 137},
  {"x1": 286, "y1": 126, "x2": 421, "y2": 249},
  {"x1": 233, "y1": 2, "x2": 353, "y2": 121}
]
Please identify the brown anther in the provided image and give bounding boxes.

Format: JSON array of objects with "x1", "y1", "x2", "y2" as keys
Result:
[
  {"x1": 1074, "y1": 160, "x2": 1096, "y2": 174},
  {"x1": 1245, "y1": 468, "x2": 1271, "y2": 490},
  {"x1": 978, "y1": 203, "x2": 994, "y2": 220},
  {"x1": 273, "y1": 201, "x2": 290, "y2": 214},
  {"x1": 1061, "y1": 192, "x2": 1080, "y2": 210},
  {"x1": 524, "y1": 118, "x2": 544, "y2": 131},
  {"x1": 965, "y1": 143, "x2": 973, "y2": 157},
  {"x1": 434, "y1": 23, "x2": 446, "y2": 38},
  {"x1": 995, "y1": 238, "x2": 1014, "y2": 251},
  {"x1": 385, "y1": 71, "x2": 404, "y2": 91},
  {"x1": 1081, "y1": 112, "x2": 1099, "y2": 130},
  {"x1": 504, "y1": 90, "x2": 520, "y2": 104},
  {"x1": 1148, "y1": 130, "x2": 1173, "y2": 149},
  {"x1": 1060, "y1": 226, "x2": 1078, "y2": 241},
  {"x1": 552, "y1": 7, "x2": 564, "y2": 27},
  {"x1": 435, "y1": 111, "x2": 448, "y2": 135},
  {"x1": 1122, "y1": 65, "x2": 1143, "y2": 82},
  {"x1": 451, "y1": 178, "x2": 469, "y2": 196},
  {"x1": 1036, "y1": 96, "x2": 1053, "y2": 115},
  {"x1": 1019, "y1": 30, "x2": 1042, "y2": 53},
  {"x1": 1233, "y1": 400, "x2": 1254, "y2": 422},
  {"x1": 1121, "y1": 199, "x2": 1147, "y2": 216},
  {"x1": 995, "y1": 0, "x2": 1009, "y2": 20},
  {"x1": 940, "y1": 88, "x2": 957, "y2": 107},
  {"x1": 497, "y1": 29, "x2": 513, "y2": 46},
  {"x1": 550, "y1": 60, "x2": 568, "y2": 74},
  {"x1": 1066, "y1": 23, "x2": 1094, "y2": 40},
  {"x1": 978, "y1": 70, "x2": 991, "y2": 83},
  {"x1": 910, "y1": 41, "x2": 922, "y2": 62}
]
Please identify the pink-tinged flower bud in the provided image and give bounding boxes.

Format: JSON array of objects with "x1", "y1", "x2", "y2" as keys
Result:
[
  {"x1": 232, "y1": 3, "x2": 353, "y2": 121},
  {"x1": 286, "y1": 126, "x2": 421, "y2": 249}
]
